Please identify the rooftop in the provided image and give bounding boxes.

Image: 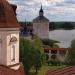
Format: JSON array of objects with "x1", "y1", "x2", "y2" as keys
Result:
[
  {"x1": 0, "y1": 0, "x2": 20, "y2": 28},
  {"x1": 33, "y1": 16, "x2": 49, "y2": 23},
  {"x1": 46, "y1": 65, "x2": 75, "y2": 75},
  {"x1": 33, "y1": 5, "x2": 49, "y2": 23},
  {"x1": 44, "y1": 48, "x2": 68, "y2": 51},
  {"x1": 0, "y1": 64, "x2": 25, "y2": 75}
]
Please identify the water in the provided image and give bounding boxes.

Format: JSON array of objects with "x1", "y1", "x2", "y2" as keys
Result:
[{"x1": 49, "y1": 30, "x2": 75, "y2": 48}]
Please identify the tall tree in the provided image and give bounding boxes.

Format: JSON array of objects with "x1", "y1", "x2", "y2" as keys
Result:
[
  {"x1": 20, "y1": 37, "x2": 43, "y2": 74},
  {"x1": 20, "y1": 37, "x2": 33, "y2": 73},
  {"x1": 67, "y1": 39, "x2": 75, "y2": 65},
  {"x1": 31, "y1": 36, "x2": 43, "y2": 73}
]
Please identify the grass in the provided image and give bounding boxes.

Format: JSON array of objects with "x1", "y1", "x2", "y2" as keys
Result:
[{"x1": 28, "y1": 64, "x2": 66, "y2": 75}]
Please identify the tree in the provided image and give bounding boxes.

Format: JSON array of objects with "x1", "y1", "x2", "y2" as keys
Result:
[
  {"x1": 32, "y1": 35, "x2": 43, "y2": 53},
  {"x1": 32, "y1": 49, "x2": 42, "y2": 73},
  {"x1": 31, "y1": 35, "x2": 43, "y2": 73},
  {"x1": 42, "y1": 39, "x2": 59, "y2": 47},
  {"x1": 53, "y1": 44, "x2": 59, "y2": 48},
  {"x1": 66, "y1": 39, "x2": 75, "y2": 65},
  {"x1": 61, "y1": 22, "x2": 74, "y2": 30},
  {"x1": 20, "y1": 37, "x2": 43, "y2": 74},
  {"x1": 20, "y1": 37, "x2": 33, "y2": 73}
]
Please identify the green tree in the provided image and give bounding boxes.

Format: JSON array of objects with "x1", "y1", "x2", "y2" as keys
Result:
[
  {"x1": 32, "y1": 35, "x2": 43, "y2": 53},
  {"x1": 31, "y1": 48, "x2": 42, "y2": 73},
  {"x1": 20, "y1": 37, "x2": 33, "y2": 73},
  {"x1": 53, "y1": 44, "x2": 59, "y2": 48},
  {"x1": 42, "y1": 39, "x2": 59, "y2": 47},
  {"x1": 66, "y1": 39, "x2": 75, "y2": 65},
  {"x1": 20, "y1": 37, "x2": 43, "y2": 74},
  {"x1": 61, "y1": 22, "x2": 74, "y2": 30}
]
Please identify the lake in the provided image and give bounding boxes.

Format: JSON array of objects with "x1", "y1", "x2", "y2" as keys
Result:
[{"x1": 49, "y1": 30, "x2": 75, "y2": 48}]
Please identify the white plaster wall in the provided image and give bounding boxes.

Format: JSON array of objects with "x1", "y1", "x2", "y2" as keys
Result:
[
  {"x1": 33, "y1": 22, "x2": 49, "y2": 39},
  {"x1": 58, "y1": 51, "x2": 68, "y2": 62},
  {"x1": 46, "y1": 50, "x2": 68, "y2": 62},
  {"x1": 0, "y1": 35, "x2": 2, "y2": 64},
  {"x1": 7, "y1": 31, "x2": 19, "y2": 66},
  {"x1": 1, "y1": 32, "x2": 7, "y2": 65},
  {"x1": 0, "y1": 28, "x2": 19, "y2": 66}
]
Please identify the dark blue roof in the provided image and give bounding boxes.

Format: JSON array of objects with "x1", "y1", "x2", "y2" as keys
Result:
[{"x1": 33, "y1": 16, "x2": 49, "y2": 23}]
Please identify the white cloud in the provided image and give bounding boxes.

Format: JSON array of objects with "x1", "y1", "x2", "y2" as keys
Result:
[{"x1": 7, "y1": 0, "x2": 75, "y2": 21}]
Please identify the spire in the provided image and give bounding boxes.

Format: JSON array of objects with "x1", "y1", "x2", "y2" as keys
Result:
[
  {"x1": 39, "y1": 4, "x2": 44, "y2": 17},
  {"x1": 40, "y1": 4, "x2": 43, "y2": 12}
]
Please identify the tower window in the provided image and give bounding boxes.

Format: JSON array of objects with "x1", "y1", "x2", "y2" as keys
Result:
[{"x1": 11, "y1": 45, "x2": 15, "y2": 62}]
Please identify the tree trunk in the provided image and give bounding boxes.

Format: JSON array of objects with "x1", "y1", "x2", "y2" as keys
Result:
[{"x1": 35, "y1": 68, "x2": 38, "y2": 74}]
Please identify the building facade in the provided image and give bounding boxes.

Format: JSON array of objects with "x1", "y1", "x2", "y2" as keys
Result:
[
  {"x1": 44, "y1": 48, "x2": 68, "y2": 63},
  {"x1": 0, "y1": 1, "x2": 25, "y2": 75},
  {"x1": 33, "y1": 5, "x2": 49, "y2": 39}
]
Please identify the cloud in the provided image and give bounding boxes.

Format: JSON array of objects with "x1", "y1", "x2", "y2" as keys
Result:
[{"x1": 7, "y1": 0, "x2": 75, "y2": 22}]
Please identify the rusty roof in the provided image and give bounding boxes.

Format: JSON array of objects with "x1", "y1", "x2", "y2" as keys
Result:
[
  {"x1": 46, "y1": 65, "x2": 75, "y2": 75},
  {"x1": 0, "y1": 0, "x2": 20, "y2": 28},
  {"x1": 0, "y1": 64, "x2": 25, "y2": 75},
  {"x1": 44, "y1": 48, "x2": 68, "y2": 51}
]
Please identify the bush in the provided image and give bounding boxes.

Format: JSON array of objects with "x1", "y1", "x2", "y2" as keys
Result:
[{"x1": 42, "y1": 39, "x2": 59, "y2": 47}]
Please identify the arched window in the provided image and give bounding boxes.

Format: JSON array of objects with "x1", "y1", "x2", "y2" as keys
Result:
[
  {"x1": 10, "y1": 36, "x2": 17, "y2": 43},
  {"x1": 11, "y1": 45, "x2": 15, "y2": 62}
]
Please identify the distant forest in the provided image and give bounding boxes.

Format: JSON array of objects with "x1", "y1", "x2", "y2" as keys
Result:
[
  {"x1": 19, "y1": 22, "x2": 75, "y2": 31},
  {"x1": 49, "y1": 22, "x2": 75, "y2": 30}
]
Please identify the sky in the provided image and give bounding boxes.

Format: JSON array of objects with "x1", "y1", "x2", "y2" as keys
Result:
[{"x1": 8, "y1": 0, "x2": 75, "y2": 22}]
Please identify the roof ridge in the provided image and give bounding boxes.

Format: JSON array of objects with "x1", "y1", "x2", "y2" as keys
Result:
[{"x1": 0, "y1": 0, "x2": 20, "y2": 28}]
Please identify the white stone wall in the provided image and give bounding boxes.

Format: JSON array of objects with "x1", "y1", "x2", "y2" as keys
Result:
[
  {"x1": 45, "y1": 50, "x2": 68, "y2": 62},
  {"x1": 57, "y1": 50, "x2": 68, "y2": 62},
  {"x1": 33, "y1": 22, "x2": 49, "y2": 39},
  {"x1": 0, "y1": 28, "x2": 19, "y2": 66}
]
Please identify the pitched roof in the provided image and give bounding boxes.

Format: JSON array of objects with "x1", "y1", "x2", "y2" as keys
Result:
[
  {"x1": 0, "y1": 0, "x2": 20, "y2": 28},
  {"x1": 33, "y1": 4, "x2": 49, "y2": 23},
  {"x1": 44, "y1": 48, "x2": 68, "y2": 51},
  {"x1": 0, "y1": 64, "x2": 25, "y2": 75},
  {"x1": 33, "y1": 16, "x2": 49, "y2": 23},
  {"x1": 46, "y1": 65, "x2": 75, "y2": 75}
]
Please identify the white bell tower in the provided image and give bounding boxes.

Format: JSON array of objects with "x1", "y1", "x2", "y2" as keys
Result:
[
  {"x1": 0, "y1": 28, "x2": 20, "y2": 67},
  {"x1": 0, "y1": 0, "x2": 20, "y2": 70}
]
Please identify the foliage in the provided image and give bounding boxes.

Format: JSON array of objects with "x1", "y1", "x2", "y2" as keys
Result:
[
  {"x1": 32, "y1": 35, "x2": 43, "y2": 53},
  {"x1": 49, "y1": 22, "x2": 75, "y2": 30},
  {"x1": 61, "y1": 22, "x2": 74, "y2": 30},
  {"x1": 20, "y1": 37, "x2": 43, "y2": 74},
  {"x1": 53, "y1": 44, "x2": 59, "y2": 48},
  {"x1": 31, "y1": 35, "x2": 44, "y2": 73},
  {"x1": 28, "y1": 64, "x2": 66, "y2": 75},
  {"x1": 42, "y1": 39, "x2": 59, "y2": 47},
  {"x1": 20, "y1": 37, "x2": 33, "y2": 73},
  {"x1": 66, "y1": 39, "x2": 75, "y2": 65}
]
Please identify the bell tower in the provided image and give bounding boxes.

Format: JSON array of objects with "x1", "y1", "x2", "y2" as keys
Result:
[
  {"x1": 33, "y1": 4, "x2": 49, "y2": 39},
  {"x1": 39, "y1": 4, "x2": 44, "y2": 17},
  {"x1": 0, "y1": 0, "x2": 20, "y2": 69}
]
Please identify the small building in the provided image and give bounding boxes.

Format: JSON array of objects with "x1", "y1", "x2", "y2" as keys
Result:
[
  {"x1": 33, "y1": 5, "x2": 49, "y2": 39},
  {"x1": 20, "y1": 22, "x2": 33, "y2": 36},
  {"x1": 44, "y1": 48, "x2": 68, "y2": 63},
  {"x1": 0, "y1": 0, "x2": 25, "y2": 75}
]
